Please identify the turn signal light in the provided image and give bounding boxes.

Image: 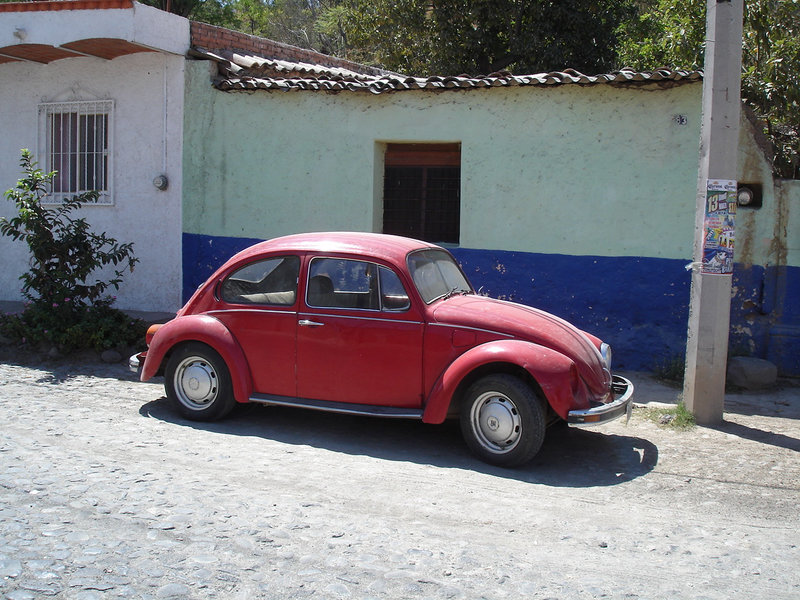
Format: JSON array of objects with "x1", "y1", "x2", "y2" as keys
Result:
[{"x1": 145, "y1": 323, "x2": 162, "y2": 347}]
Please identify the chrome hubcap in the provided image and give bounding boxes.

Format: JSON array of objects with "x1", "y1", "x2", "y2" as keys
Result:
[
  {"x1": 470, "y1": 391, "x2": 522, "y2": 453},
  {"x1": 175, "y1": 357, "x2": 217, "y2": 410}
]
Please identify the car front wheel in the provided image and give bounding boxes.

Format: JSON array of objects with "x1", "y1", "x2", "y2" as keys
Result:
[
  {"x1": 460, "y1": 374, "x2": 546, "y2": 467},
  {"x1": 165, "y1": 343, "x2": 236, "y2": 421}
]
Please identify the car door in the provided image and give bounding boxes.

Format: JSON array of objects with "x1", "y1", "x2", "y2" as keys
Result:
[
  {"x1": 296, "y1": 256, "x2": 424, "y2": 407},
  {"x1": 211, "y1": 254, "x2": 300, "y2": 397}
]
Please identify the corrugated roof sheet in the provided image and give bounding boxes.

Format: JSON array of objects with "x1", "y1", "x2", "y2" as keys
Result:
[
  {"x1": 192, "y1": 48, "x2": 703, "y2": 95},
  {"x1": 0, "y1": 39, "x2": 155, "y2": 64}
]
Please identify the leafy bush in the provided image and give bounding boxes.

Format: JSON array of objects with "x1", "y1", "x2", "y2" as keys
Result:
[
  {"x1": 0, "y1": 149, "x2": 144, "y2": 353},
  {"x1": 0, "y1": 299, "x2": 147, "y2": 353}
]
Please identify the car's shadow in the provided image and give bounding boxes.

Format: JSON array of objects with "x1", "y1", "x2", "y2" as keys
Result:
[{"x1": 139, "y1": 398, "x2": 657, "y2": 487}]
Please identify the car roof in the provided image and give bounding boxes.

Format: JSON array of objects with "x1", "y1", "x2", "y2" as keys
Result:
[{"x1": 230, "y1": 232, "x2": 441, "y2": 265}]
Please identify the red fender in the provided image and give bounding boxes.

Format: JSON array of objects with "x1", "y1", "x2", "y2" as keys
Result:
[
  {"x1": 422, "y1": 339, "x2": 588, "y2": 424},
  {"x1": 141, "y1": 314, "x2": 253, "y2": 403}
]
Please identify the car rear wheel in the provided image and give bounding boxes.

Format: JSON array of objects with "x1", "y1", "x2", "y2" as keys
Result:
[
  {"x1": 460, "y1": 374, "x2": 546, "y2": 467},
  {"x1": 165, "y1": 343, "x2": 236, "y2": 421}
]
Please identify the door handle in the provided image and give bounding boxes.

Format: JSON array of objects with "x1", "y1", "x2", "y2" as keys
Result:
[{"x1": 299, "y1": 319, "x2": 324, "y2": 327}]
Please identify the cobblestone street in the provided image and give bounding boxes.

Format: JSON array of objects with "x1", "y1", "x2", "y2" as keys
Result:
[{"x1": 1, "y1": 358, "x2": 798, "y2": 599}]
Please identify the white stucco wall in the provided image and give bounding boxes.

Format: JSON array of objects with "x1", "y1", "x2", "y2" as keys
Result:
[
  {"x1": 0, "y1": 2, "x2": 189, "y2": 55},
  {"x1": 0, "y1": 51, "x2": 185, "y2": 312}
]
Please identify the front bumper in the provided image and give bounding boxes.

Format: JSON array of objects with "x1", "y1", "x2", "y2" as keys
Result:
[
  {"x1": 567, "y1": 375, "x2": 634, "y2": 427},
  {"x1": 129, "y1": 351, "x2": 146, "y2": 376}
]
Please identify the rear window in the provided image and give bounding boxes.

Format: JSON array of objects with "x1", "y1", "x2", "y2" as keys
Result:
[{"x1": 220, "y1": 256, "x2": 299, "y2": 305}]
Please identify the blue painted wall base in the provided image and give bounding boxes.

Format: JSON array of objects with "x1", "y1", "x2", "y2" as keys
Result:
[{"x1": 451, "y1": 248, "x2": 691, "y2": 372}]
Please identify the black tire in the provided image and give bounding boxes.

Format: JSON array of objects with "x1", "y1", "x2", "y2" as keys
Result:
[
  {"x1": 165, "y1": 342, "x2": 236, "y2": 421},
  {"x1": 459, "y1": 374, "x2": 546, "y2": 467}
]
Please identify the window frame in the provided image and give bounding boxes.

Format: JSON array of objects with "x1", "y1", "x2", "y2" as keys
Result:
[
  {"x1": 38, "y1": 99, "x2": 114, "y2": 205},
  {"x1": 306, "y1": 257, "x2": 411, "y2": 313},
  {"x1": 382, "y1": 143, "x2": 461, "y2": 245}
]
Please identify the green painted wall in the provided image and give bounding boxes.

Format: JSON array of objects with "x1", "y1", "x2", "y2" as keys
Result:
[
  {"x1": 183, "y1": 60, "x2": 704, "y2": 261},
  {"x1": 781, "y1": 181, "x2": 800, "y2": 267},
  {"x1": 735, "y1": 115, "x2": 795, "y2": 269}
]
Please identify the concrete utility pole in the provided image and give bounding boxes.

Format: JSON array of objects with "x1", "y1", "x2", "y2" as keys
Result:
[{"x1": 684, "y1": 0, "x2": 744, "y2": 425}]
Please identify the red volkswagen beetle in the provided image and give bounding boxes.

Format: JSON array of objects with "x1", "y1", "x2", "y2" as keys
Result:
[{"x1": 132, "y1": 232, "x2": 633, "y2": 467}]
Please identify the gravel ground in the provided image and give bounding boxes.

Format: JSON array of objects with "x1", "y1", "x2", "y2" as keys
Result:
[{"x1": 0, "y1": 358, "x2": 798, "y2": 599}]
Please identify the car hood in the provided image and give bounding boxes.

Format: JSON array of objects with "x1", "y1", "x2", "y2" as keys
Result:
[{"x1": 431, "y1": 295, "x2": 610, "y2": 393}]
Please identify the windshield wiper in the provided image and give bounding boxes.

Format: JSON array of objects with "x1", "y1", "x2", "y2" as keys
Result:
[{"x1": 441, "y1": 287, "x2": 470, "y2": 301}]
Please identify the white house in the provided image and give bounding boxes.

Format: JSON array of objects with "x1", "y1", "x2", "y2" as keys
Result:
[{"x1": 0, "y1": 0, "x2": 188, "y2": 312}]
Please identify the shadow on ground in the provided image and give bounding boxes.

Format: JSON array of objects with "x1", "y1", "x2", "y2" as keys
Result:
[
  {"x1": 711, "y1": 419, "x2": 800, "y2": 452},
  {"x1": 139, "y1": 397, "x2": 658, "y2": 488},
  {"x1": 0, "y1": 354, "x2": 141, "y2": 384},
  {"x1": 723, "y1": 383, "x2": 800, "y2": 419}
]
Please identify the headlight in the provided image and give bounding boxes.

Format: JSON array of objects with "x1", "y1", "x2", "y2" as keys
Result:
[{"x1": 600, "y1": 343, "x2": 612, "y2": 370}]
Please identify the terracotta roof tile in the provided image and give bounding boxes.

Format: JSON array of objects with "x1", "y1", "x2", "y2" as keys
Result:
[
  {"x1": 190, "y1": 22, "x2": 389, "y2": 78},
  {"x1": 0, "y1": 39, "x2": 156, "y2": 64},
  {"x1": 192, "y1": 49, "x2": 703, "y2": 94},
  {"x1": 0, "y1": 0, "x2": 133, "y2": 12},
  {"x1": 0, "y1": 43, "x2": 83, "y2": 63},
  {"x1": 62, "y1": 38, "x2": 155, "y2": 60}
]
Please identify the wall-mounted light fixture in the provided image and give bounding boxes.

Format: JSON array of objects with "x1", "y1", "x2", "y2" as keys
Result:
[
  {"x1": 13, "y1": 28, "x2": 27, "y2": 41},
  {"x1": 736, "y1": 183, "x2": 762, "y2": 208},
  {"x1": 153, "y1": 175, "x2": 169, "y2": 191}
]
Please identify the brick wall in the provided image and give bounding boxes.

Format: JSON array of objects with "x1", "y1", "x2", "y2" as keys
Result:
[{"x1": 190, "y1": 21, "x2": 388, "y2": 76}]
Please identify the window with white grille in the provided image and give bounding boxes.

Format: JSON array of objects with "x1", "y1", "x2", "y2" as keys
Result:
[{"x1": 39, "y1": 100, "x2": 113, "y2": 204}]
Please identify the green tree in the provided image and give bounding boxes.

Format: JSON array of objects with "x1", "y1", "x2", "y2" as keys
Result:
[
  {"x1": 317, "y1": 0, "x2": 434, "y2": 73},
  {"x1": 430, "y1": 0, "x2": 635, "y2": 75},
  {"x1": 618, "y1": 0, "x2": 800, "y2": 179},
  {"x1": 138, "y1": 0, "x2": 235, "y2": 21},
  {"x1": 318, "y1": 0, "x2": 635, "y2": 76},
  {"x1": 210, "y1": 0, "x2": 347, "y2": 57}
]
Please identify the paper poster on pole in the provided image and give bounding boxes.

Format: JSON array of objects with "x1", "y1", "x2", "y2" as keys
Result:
[{"x1": 701, "y1": 179, "x2": 737, "y2": 275}]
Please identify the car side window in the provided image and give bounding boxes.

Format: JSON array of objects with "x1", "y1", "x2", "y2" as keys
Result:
[
  {"x1": 307, "y1": 259, "x2": 410, "y2": 312},
  {"x1": 220, "y1": 255, "x2": 299, "y2": 306},
  {"x1": 308, "y1": 258, "x2": 379, "y2": 310}
]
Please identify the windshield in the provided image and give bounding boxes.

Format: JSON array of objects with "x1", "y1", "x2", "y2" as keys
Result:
[{"x1": 407, "y1": 249, "x2": 473, "y2": 303}]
